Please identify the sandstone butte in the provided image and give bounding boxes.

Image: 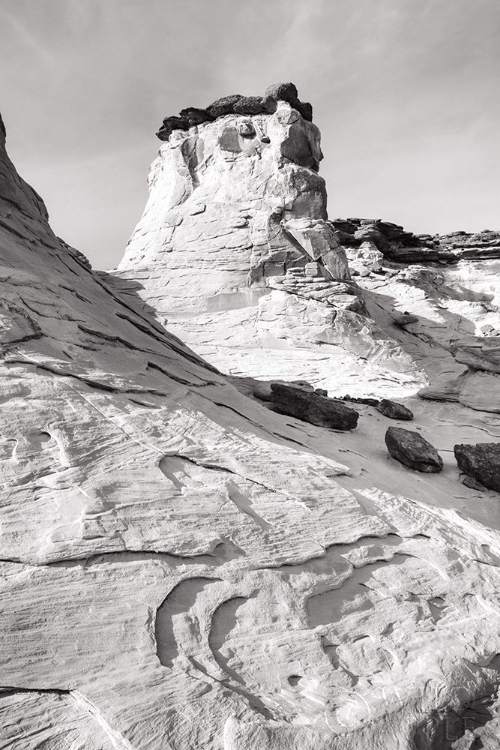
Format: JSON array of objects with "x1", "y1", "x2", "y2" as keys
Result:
[{"x1": 1, "y1": 84, "x2": 500, "y2": 750}]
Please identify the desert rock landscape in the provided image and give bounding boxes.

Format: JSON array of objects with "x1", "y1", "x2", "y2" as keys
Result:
[{"x1": 1, "y1": 85, "x2": 500, "y2": 749}]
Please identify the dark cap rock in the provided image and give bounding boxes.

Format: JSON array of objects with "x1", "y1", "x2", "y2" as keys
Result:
[
  {"x1": 179, "y1": 107, "x2": 213, "y2": 127},
  {"x1": 264, "y1": 82, "x2": 299, "y2": 104},
  {"x1": 206, "y1": 94, "x2": 243, "y2": 118},
  {"x1": 233, "y1": 96, "x2": 268, "y2": 115}
]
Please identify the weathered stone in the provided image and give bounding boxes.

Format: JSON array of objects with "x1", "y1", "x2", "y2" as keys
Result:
[
  {"x1": 377, "y1": 399, "x2": 414, "y2": 420},
  {"x1": 157, "y1": 115, "x2": 188, "y2": 140},
  {"x1": 295, "y1": 100, "x2": 313, "y2": 121},
  {"x1": 385, "y1": 427, "x2": 443, "y2": 472},
  {"x1": 238, "y1": 121, "x2": 256, "y2": 137},
  {"x1": 178, "y1": 107, "x2": 213, "y2": 127},
  {"x1": 233, "y1": 96, "x2": 267, "y2": 115},
  {"x1": 270, "y1": 383, "x2": 359, "y2": 430},
  {"x1": 451, "y1": 337, "x2": 500, "y2": 374},
  {"x1": 454, "y1": 443, "x2": 500, "y2": 492},
  {"x1": 343, "y1": 395, "x2": 380, "y2": 406},
  {"x1": 393, "y1": 312, "x2": 419, "y2": 327},
  {"x1": 264, "y1": 82, "x2": 299, "y2": 103},
  {"x1": 205, "y1": 94, "x2": 242, "y2": 118}
]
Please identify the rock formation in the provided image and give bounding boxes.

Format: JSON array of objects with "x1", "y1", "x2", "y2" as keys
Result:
[
  {"x1": 3, "y1": 83, "x2": 500, "y2": 750},
  {"x1": 116, "y1": 85, "x2": 424, "y2": 400}
]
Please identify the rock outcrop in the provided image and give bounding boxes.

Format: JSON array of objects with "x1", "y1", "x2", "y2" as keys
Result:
[
  {"x1": 332, "y1": 218, "x2": 500, "y2": 266},
  {"x1": 116, "y1": 84, "x2": 427, "y2": 399}
]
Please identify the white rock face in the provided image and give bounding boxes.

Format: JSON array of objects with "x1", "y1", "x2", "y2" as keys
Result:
[
  {"x1": 3, "y1": 111, "x2": 500, "y2": 749},
  {"x1": 117, "y1": 102, "x2": 426, "y2": 398}
]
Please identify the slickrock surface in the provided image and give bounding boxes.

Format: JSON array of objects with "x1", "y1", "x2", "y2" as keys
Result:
[{"x1": 3, "y1": 96, "x2": 500, "y2": 749}]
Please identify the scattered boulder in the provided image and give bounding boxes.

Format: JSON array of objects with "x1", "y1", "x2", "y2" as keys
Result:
[
  {"x1": 253, "y1": 379, "x2": 315, "y2": 402},
  {"x1": 342, "y1": 395, "x2": 380, "y2": 407},
  {"x1": 454, "y1": 443, "x2": 500, "y2": 492},
  {"x1": 270, "y1": 383, "x2": 359, "y2": 430},
  {"x1": 385, "y1": 427, "x2": 443, "y2": 472},
  {"x1": 393, "y1": 312, "x2": 419, "y2": 328},
  {"x1": 377, "y1": 399, "x2": 413, "y2": 420}
]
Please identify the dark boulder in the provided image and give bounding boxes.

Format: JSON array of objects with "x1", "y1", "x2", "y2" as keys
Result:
[
  {"x1": 295, "y1": 101, "x2": 313, "y2": 121},
  {"x1": 179, "y1": 107, "x2": 213, "y2": 127},
  {"x1": 454, "y1": 443, "x2": 500, "y2": 492},
  {"x1": 393, "y1": 312, "x2": 419, "y2": 328},
  {"x1": 385, "y1": 427, "x2": 443, "y2": 472},
  {"x1": 377, "y1": 399, "x2": 413, "y2": 420},
  {"x1": 157, "y1": 115, "x2": 188, "y2": 141},
  {"x1": 206, "y1": 94, "x2": 242, "y2": 118},
  {"x1": 270, "y1": 383, "x2": 359, "y2": 431},
  {"x1": 264, "y1": 82, "x2": 299, "y2": 104},
  {"x1": 342, "y1": 395, "x2": 380, "y2": 407},
  {"x1": 233, "y1": 96, "x2": 267, "y2": 115}
]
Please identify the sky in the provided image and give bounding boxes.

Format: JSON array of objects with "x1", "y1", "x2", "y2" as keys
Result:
[{"x1": 1, "y1": 0, "x2": 499, "y2": 269}]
